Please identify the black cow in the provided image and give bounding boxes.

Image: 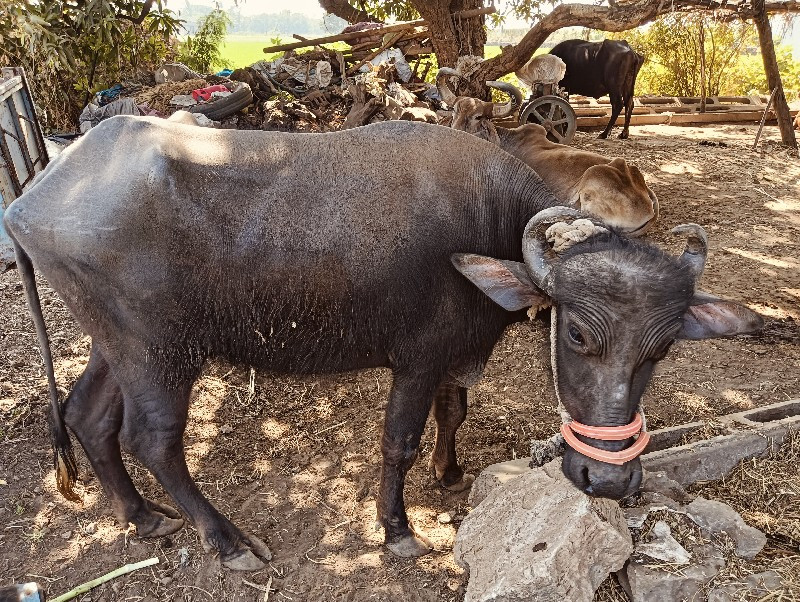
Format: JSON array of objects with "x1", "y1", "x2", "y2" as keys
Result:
[
  {"x1": 5, "y1": 118, "x2": 761, "y2": 569},
  {"x1": 550, "y1": 39, "x2": 644, "y2": 139}
]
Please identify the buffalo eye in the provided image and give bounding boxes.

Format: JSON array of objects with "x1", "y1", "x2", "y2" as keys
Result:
[{"x1": 567, "y1": 324, "x2": 584, "y2": 346}]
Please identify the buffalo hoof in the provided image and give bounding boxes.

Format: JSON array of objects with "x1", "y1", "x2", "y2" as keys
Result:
[
  {"x1": 220, "y1": 532, "x2": 272, "y2": 570},
  {"x1": 443, "y1": 473, "x2": 475, "y2": 493},
  {"x1": 222, "y1": 549, "x2": 266, "y2": 571},
  {"x1": 598, "y1": 132, "x2": 610, "y2": 139},
  {"x1": 619, "y1": 132, "x2": 630, "y2": 140},
  {"x1": 387, "y1": 529, "x2": 433, "y2": 558},
  {"x1": 132, "y1": 499, "x2": 185, "y2": 537},
  {"x1": 245, "y1": 533, "x2": 273, "y2": 562}
]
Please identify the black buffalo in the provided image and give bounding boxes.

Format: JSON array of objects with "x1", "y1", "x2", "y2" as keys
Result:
[
  {"x1": 550, "y1": 39, "x2": 644, "y2": 139},
  {"x1": 5, "y1": 118, "x2": 761, "y2": 569}
]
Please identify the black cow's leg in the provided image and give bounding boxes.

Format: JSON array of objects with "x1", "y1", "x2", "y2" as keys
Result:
[
  {"x1": 120, "y1": 380, "x2": 271, "y2": 571},
  {"x1": 428, "y1": 383, "x2": 474, "y2": 492},
  {"x1": 600, "y1": 94, "x2": 624, "y2": 139},
  {"x1": 620, "y1": 94, "x2": 634, "y2": 139},
  {"x1": 63, "y1": 346, "x2": 184, "y2": 537},
  {"x1": 380, "y1": 371, "x2": 440, "y2": 558}
]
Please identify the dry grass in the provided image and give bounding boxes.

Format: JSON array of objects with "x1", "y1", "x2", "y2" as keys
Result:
[{"x1": 134, "y1": 78, "x2": 209, "y2": 115}]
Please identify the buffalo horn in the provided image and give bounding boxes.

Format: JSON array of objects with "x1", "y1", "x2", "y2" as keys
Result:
[
  {"x1": 672, "y1": 223, "x2": 708, "y2": 280},
  {"x1": 435, "y1": 68, "x2": 460, "y2": 106},
  {"x1": 487, "y1": 81, "x2": 523, "y2": 118},
  {"x1": 521, "y1": 206, "x2": 583, "y2": 295}
]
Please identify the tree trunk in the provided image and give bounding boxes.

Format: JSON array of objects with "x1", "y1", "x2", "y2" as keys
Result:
[
  {"x1": 412, "y1": 0, "x2": 487, "y2": 68},
  {"x1": 753, "y1": 0, "x2": 797, "y2": 147},
  {"x1": 699, "y1": 22, "x2": 707, "y2": 113}
]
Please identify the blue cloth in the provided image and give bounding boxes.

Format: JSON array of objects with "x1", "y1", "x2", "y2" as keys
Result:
[
  {"x1": 216, "y1": 69, "x2": 233, "y2": 77},
  {"x1": 96, "y1": 83, "x2": 122, "y2": 106}
]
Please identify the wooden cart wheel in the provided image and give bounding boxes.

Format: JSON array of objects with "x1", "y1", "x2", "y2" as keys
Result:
[{"x1": 520, "y1": 96, "x2": 577, "y2": 144}]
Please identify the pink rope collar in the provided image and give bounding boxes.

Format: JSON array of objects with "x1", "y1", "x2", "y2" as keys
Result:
[{"x1": 560, "y1": 412, "x2": 650, "y2": 465}]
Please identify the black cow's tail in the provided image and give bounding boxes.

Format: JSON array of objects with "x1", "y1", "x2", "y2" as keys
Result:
[{"x1": 12, "y1": 240, "x2": 80, "y2": 502}]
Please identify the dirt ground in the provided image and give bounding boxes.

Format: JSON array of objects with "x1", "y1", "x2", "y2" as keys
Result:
[{"x1": 1, "y1": 122, "x2": 798, "y2": 602}]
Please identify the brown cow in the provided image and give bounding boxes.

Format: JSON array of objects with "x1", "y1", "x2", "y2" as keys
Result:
[{"x1": 437, "y1": 69, "x2": 658, "y2": 235}]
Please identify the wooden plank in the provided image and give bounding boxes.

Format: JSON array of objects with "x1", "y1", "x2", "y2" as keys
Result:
[{"x1": 262, "y1": 6, "x2": 496, "y2": 53}]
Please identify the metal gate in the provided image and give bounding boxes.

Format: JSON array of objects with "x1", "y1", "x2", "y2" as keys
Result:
[{"x1": 0, "y1": 67, "x2": 49, "y2": 271}]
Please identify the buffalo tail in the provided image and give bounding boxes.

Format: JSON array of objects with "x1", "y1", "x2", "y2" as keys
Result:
[{"x1": 11, "y1": 240, "x2": 80, "y2": 502}]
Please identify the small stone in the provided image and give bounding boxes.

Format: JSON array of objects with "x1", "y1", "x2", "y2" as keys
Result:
[
  {"x1": 161, "y1": 576, "x2": 173, "y2": 586},
  {"x1": 437, "y1": 512, "x2": 453, "y2": 524},
  {"x1": 61, "y1": 530, "x2": 72, "y2": 539},
  {"x1": 84, "y1": 522, "x2": 97, "y2": 535},
  {"x1": 219, "y1": 423, "x2": 233, "y2": 434},
  {"x1": 635, "y1": 521, "x2": 691, "y2": 565},
  {"x1": 685, "y1": 497, "x2": 767, "y2": 559}
]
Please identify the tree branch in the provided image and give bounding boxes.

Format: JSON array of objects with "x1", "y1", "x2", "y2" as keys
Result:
[
  {"x1": 116, "y1": 0, "x2": 155, "y2": 24},
  {"x1": 317, "y1": 0, "x2": 380, "y2": 24},
  {"x1": 471, "y1": 0, "x2": 800, "y2": 82}
]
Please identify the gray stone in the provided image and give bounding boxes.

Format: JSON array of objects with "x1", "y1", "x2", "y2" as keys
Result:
[
  {"x1": 455, "y1": 460, "x2": 632, "y2": 602},
  {"x1": 468, "y1": 458, "x2": 531, "y2": 507},
  {"x1": 625, "y1": 543, "x2": 725, "y2": 602},
  {"x1": 642, "y1": 410, "x2": 800, "y2": 486},
  {"x1": 640, "y1": 470, "x2": 691, "y2": 502},
  {"x1": 707, "y1": 570, "x2": 783, "y2": 601},
  {"x1": 635, "y1": 521, "x2": 691, "y2": 564},
  {"x1": 685, "y1": 497, "x2": 767, "y2": 559}
]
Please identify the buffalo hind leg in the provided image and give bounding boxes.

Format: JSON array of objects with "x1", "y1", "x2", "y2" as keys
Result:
[
  {"x1": 120, "y1": 381, "x2": 271, "y2": 571},
  {"x1": 63, "y1": 346, "x2": 184, "y2": 537},
  {"x1": 600, "y1": 93, "x2": 624, "y2": 139},
  {"x1": 380, "y1": 371, "x2": 440, "y2": 558},
  {"x1": 428, "y1": 383, "x2": 474, "y2": 492}
]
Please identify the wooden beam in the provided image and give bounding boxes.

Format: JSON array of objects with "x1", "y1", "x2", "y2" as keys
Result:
[{"x1": 262, "y1": 6, "x2": 496, "y2": 53}]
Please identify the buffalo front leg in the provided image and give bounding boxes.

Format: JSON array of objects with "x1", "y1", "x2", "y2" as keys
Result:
[
  {"x1": 62, "y1": 346, "x2": 184, "y2": 537},
  {"x1": 600, "y1": 94, "x2": 624, "y2": 139},
  {"x1": 428, "y1": 383, "x2": 474, "y2": 492},
  {"x1": 380, "y1": 372, "x2": 440, "y2": 558},
  {"x1": 120, "y1": 381, "x2": 271, "y2": 571}
]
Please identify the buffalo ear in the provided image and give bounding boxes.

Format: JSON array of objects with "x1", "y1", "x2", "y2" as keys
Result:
[
  {"x1": 451, "y1": 253, "x2": 548, "y2": 311},
  {"x1": 678, "y1": 291, "x2": 764, "y2": 340}
]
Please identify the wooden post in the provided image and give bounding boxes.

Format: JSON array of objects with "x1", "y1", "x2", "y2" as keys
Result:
[{"x1": 752, "y1": 0, "x2": 797, "y2": 148}]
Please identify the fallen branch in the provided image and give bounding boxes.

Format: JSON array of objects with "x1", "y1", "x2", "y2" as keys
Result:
[
  {"x1": 50, "y1": 557, "x2": 159, "y2": 602},
  {"x1": 262, "y1": 6, "x2": 495, "y2": 53}
]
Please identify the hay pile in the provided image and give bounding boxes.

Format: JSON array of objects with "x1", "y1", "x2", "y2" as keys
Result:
[{"x1": 134, "y1": 78, "x2": 209, "y2": 115}]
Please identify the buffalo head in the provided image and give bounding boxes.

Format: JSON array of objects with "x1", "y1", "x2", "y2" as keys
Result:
[{"x1": 453, "y1": 208, "x2": 763, "y2": 499}]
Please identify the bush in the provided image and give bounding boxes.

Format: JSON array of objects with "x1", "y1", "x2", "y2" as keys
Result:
[
  {"x1": 0, "y1": 0, "x2": 183, "y2": 130},
  {"x1": 177, "y1": 10, "x2": 232, "y2": 74}
]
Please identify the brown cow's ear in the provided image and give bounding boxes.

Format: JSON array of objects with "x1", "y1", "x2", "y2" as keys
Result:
[
  {"x1": 677, "y1": 291, "x2": 764, "y2": 340},
  {"x1": 451, "y1": 253, "x2": 548, "y2": 311}
]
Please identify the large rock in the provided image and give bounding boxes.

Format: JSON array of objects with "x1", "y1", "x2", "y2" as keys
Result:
[
  {"x1": 685, "y1": 497, "x2": 767, "y2": 559},
  {"x1": 454, "y1": 460, "x2": 632, "y2": 602}
]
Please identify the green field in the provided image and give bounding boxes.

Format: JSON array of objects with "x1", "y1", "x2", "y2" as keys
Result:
[{"x1": 218, "y1": 36, "x2": 541, "y2": 71}]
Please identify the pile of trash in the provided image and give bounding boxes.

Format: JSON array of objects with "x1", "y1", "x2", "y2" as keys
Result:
[{"x1": 75, "y1": 43, "x2": 446, "y2": 134}]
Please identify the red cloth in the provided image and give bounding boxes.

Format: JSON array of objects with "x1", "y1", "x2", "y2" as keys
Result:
[{"x1": 192, "y1": 85, "x2": 230, "y2": 102}]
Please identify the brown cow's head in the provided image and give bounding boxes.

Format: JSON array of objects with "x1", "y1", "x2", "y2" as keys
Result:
[
  {"x1": 453, "y1": 208, "x2": 764, "y2": 499},
  {"x1": 436, "y1": 68, "x2": 522, "y2": 145},
  {"x1": 575, "y1": 157, "x2": 660, "y2": 235}
]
